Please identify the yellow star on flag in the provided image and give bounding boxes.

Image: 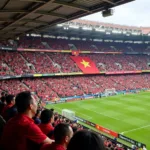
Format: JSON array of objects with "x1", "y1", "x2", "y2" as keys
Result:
[{"x1": 81, "y1": 59, "x2": 91, "y2": 68}]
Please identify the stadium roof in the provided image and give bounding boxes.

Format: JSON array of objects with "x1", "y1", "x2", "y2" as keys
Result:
[
  {"x1": 38, "y1": 19, "x2": 150, "y2": 42},
  {"x1": 0, "y1": 0, "x2": 134, "y2": 40}
]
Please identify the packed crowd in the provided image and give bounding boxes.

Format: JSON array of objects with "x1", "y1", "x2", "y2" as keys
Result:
[
  {"x1": 17, "y1": 37, "x2": 149, "y2": 52},
  {"x1": 0, "y1": 51, "x2": 150, "y2": 76},
  {"x1": 0, "y1": 74, "x2": 150, "y2": 100},
  {"x1": 0, "y1": 91, "x2": 133, "y2": 150}
]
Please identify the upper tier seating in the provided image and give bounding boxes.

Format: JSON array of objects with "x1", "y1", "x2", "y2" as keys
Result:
[{"x1": 0, "y1": 51, "x2": 149, "y2": 76}]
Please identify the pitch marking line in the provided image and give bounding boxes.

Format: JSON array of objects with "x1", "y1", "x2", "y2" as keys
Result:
[
  {"x1": 121, "y1": 124, "x2": 150, "y2": 135},
  {"x1": 73, "y1": 108, "x2": 92, "y2": 120},
  {"x1": 76, "y1": 106, "x2": 120, "y2": 121},
  {"x1": 51, "y1": 105, "x2": 62, "y2": 111}
]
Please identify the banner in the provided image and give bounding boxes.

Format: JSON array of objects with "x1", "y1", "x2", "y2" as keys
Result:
[
  {"x1": 118, "y1": 134, "x2": 146, "y2": 148},
  {"x1": 75, "y1": 116, "x2": 96, "y2": 126},
  {"x1": 75, "y1": 116, "x2": 118, "y2": 137},
  {"x1": 106, "y1": 70, "x2": 142, "y2": 75},
  {"x1": 72, "y1": 50, "x2": 80, "y2": 56},
  {"x1": 0, "y1": 46, "x2": 15, "y2": 51},
  {"x1": 93, "y1": 52, "x2": 122, "y2": 54},
  {"x1": 17, "y1": 48, "x2": 61, "y2": 52},
  {"x1": 33, "y1": 74, "x2": 42, "y2": 77},
  {"x1": 71, "y1": 56, "x2": 99, "y2": 74},
  {"x1": 142, "y1": 70, "x2": 150, "y2": 73},
  {"x1": 0, "y1": 70, "x2": 149, "y2": 81},
  {"x1": 96, "y1": 124, "x2": 118, "y2": 137}
]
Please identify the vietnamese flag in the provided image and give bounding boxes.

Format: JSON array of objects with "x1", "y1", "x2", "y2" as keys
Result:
[
  {"x1": 72, "y1": 50, "x2": 79, "y2": 56},
  {"x1": 71, "y1": 56, "x2": 99, "y2": 74}
]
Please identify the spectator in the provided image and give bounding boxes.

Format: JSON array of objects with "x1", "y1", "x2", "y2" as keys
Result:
[
  {"x1": 41, "y1": 123, "x2": 73, "y2": 150},
  {"x1": 53, "y1": 116, "x2": 59, "y2": 127},
  {"x1": 72, "y1": 126, "x2": 78, "y2": 133},
  {"x1": 33, "y1": 109, "x2": 41, "y2": 125},
  {"x1": 5, "y1": 102, "x2": 18, "y2": 121},
  {"x1": 50, "y1": 108, "x2": 54, "y2": 112},
  {"x1": 0, "y1": 91, "x2": 5, "y2": 99},
  {"x1": 0, "y1": 96, "x2": 6, "y2": 114},
  {"x1": 2, "y1": 94, "x2": 15, "y2": 120},
  {"x1": 39, "y1": 109, "x2": 54, "y2": 135},
  {"x1": 67, "y1": 130, "x2": 105, "y2": 150},
  {"x1": 0, "y1": 91, "x2": 54, "y2": 150},
  {"x1": 143, "y1": 146, "x2": 147, "y2": 150},
  {"x1": 0, "y1": 115, "x2": 6, "y2": 138}
]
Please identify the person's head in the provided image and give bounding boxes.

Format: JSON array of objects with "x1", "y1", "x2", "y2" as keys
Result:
[
  {"x1": 54, "y1": 116, "x2": 58, "y2": 122},
  {"x1": 72, "y1": 126, "x2": 78, "y2": 133},
  {"x1": 6, "y1": 95, "x2": 15, "y2": 105},
  {"x1": 1, "y1": 96, "x2": 6, "y2": 104},
  {"x1": 40, "y1": 109, "x2": 54, "y2": 124},
  {"x1": 1, "y1": 91, "x2": 5, "y2": 97},
  {"x1": 54, "y1": 123, "x2": 73, "y2": 148},
  {"x1": 15, "y1": 91, "x2": 37, "y2": 117},
  {"x1": 67, "y1": 130, "x2": 105, "y2": 150},
  {"x1": 50, "y1": 108, "x2": 54, "y2": 112}
]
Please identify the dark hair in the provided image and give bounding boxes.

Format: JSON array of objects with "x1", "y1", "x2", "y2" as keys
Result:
[
  {"x1": 40, "y1": 109, "x2": 53, "y2": 124},
  {"x1": 72, "y1": 126, "x2": 78, "y2": 133},
  {"x1": 1, "y1": 91, "x2": 5, "y2": 97},
  {"x1": 54, "y1": 123, "x2": 71, "y2": 143},
  {"x1": 54, "y1": 116, "x2": 58, "y2": 122},
  {"x1": 0, "y1": 97, "x2": 6, "y2": 114},
  {"x1": 6, "y1": 95, "x2": 15, "y2": 105},
  {"x1": 67, "y1": 130, "x2": 105, "y2": 150},
  {"x1": 1, "y1": 96, "x2": 6, "y2": 103},
  {"x1": 15, "y1": 91, "x2": 33, "y2": 113},
  {"x1": 50, "y1": 108, "x2": 54, "y2": 112}
]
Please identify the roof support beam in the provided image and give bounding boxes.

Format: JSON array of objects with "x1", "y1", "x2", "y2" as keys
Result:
[
  {"x1": 20, "y1": 0, "x2": 47, "y2": 3},
  {"x1": 0, "y1": 18, "x2": 48, "y2": 24},
  {"x1": 22, "y1": 19, "x2": 49, "y2": 25},
  {"x1": 0, "y1": 19, "x2": 14, "y2": 22},
  {"x1": 53, "y1": 0, "x2": 91, "y2": 12},
  {"x1": 0, "y1": 0, "x2": 52, "y2": 31},
  {"x1": 0, "y1": 10, "x2": 29, "y2": 13},
  {"x1": 10, "y1": 25, "x2": 34, "y2": 28},
  {"x1": 0, "y1": 0, "x2": 11, "y2": 9},
  {"x1": 102, "y1": 0, "x2": 115, "y2": 5},
  {"x1": 35, "y1": 11, "x2": 68, "y2": 20}
]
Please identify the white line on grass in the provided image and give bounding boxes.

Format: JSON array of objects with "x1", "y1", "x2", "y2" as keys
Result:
[
  {"x1": 73, "y1": 108, "x2": 92, "y2": 120},
  {"x1": 121, "y1": 124, "x2": 150, "y2": 135},
  {"x1": 51, "y1": 105, "x2": 62, "y2": 111},
  {"x1": 76, "y1": 106, "x2": 120, "y2": 121}
]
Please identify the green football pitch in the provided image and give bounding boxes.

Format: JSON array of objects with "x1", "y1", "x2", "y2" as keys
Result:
[{"x1": 46, "y1": 92, "x2": 150, "y2": 149}]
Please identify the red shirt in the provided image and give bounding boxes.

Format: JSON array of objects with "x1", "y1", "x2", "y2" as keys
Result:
[
  {"x1": 0, "y1": 114, "x2": 47, "y2": 150},
  {"x1": 39, "y1": 123, "x2": 54, "y2": 135},
  {"x1": 41, "y1": 143, "x2": 65, "y2": 150}
]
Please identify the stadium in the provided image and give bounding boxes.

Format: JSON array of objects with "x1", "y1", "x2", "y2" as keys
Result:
[{"x1": 0, "y1": 0, "x2": 150, "y2": 150}]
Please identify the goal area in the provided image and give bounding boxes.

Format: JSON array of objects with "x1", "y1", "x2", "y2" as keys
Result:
[
  {"x1": 62, "y1": 109, "x2": 75, "y2": 120},
  {"x1": 104, "y1": 88, "x2": 117, "y2": 96}
]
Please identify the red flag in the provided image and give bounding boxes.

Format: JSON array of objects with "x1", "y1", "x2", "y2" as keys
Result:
[
  {"x1": 71, "y1": 56, "x2": 99, "y2": 74},
  {"x1": 72, "y1": 50, "x2": 79, "y2": 56}
]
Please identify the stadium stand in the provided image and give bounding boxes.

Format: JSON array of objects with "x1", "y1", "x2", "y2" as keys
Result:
[
  {"x1": 2, "y1": 0, "x2": 149, "y2": 149},
  {"x1": 0, "y1": 75, "x2": 150, "y2": 100},
  {"x1": 0, "y1": 34, "x2": 149, "y2": 150},
  {"x1": 17, "y1": 37, "x2": 149, "y2": 52},
  {"x1": 0, "y1": 51, "x2": 150, "y2": 76}
]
